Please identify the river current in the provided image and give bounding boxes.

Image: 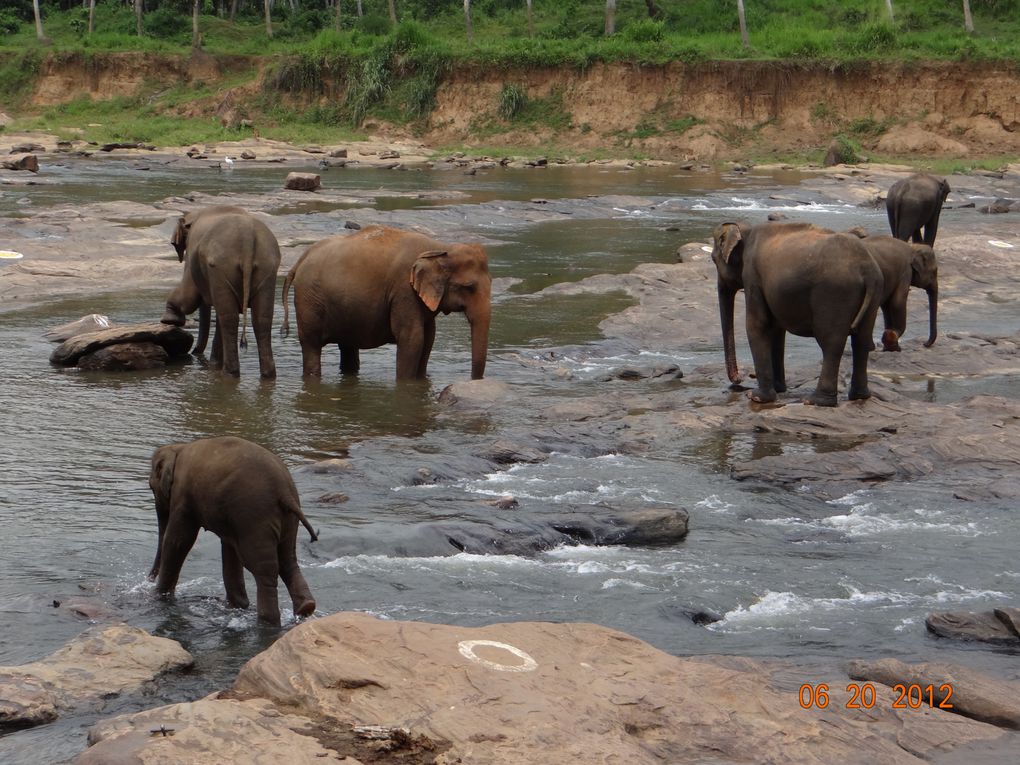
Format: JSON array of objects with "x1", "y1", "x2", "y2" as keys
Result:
[{"x1": 1, "y1": 158, "x2": 1017, "y2": 762}]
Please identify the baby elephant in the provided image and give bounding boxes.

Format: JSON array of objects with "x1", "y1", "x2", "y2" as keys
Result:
[{"x1": 148, "y1": 436, "x2": 318, "y2": 626}]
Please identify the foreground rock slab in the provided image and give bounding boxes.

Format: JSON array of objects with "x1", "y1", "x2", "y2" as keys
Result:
[
  {"x1": 0, "y1": 624, "x2": 193, "y2": 729},
  {"x1": 49, "y1": 322, "x2": 194, "y2": 368},
  {"x1": 77, "y1": 613, "x2": 1006, "y2": 764}
]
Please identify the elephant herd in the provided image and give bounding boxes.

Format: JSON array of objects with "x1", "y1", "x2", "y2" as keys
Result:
[{"x1": 146, "y1": 172, "x2": 946, "y2": 626}]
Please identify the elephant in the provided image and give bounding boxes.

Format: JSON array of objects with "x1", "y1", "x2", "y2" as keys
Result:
[
  {"x1": 148, "y1": 436, "x2": 318, "y2": 626},
  {"x1": 847, "y1": 230, "x2": 938, "y2": 351},
  {"x1": 712, "y1": 221, "x2": 883, "y2": 407},
  {"x1": 162, "y1": 206, "x2": 281, "y2": 378},
  {"x1": 886, "y1": 173, "x2": 950, "y2": 246},
  {"x1": 281, "y1": 225, "x2": 492, "y2": 381}
]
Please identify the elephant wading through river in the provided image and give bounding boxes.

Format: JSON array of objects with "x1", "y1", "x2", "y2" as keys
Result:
[
  {"x1": 281, "y1": 225, "x2": 492, "y2": 381},
  {"x1": 886, "y1": 173, "x2": 950, "y2": 246},
  {"x1": 148, "y1": 436, "x2": 318, "y2": 626},
  {"x1": 162, "y1": 206, "x2": 281, "y2": 378},
  {"x1": 848, "y1": 231, "x2": 938, "y2": 352},
  {"x1": 712, "y1": 221, "x2": 883, "y2": 407}
]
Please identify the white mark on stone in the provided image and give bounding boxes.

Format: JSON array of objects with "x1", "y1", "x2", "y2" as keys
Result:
[{"x1": 457, "y1": 640, "x2": 538, "y2": 673}]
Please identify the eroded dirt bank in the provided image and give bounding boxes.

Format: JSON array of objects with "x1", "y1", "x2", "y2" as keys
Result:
[{"x1": 15, "y1": 53, "x2": 1020, "y2": 161}]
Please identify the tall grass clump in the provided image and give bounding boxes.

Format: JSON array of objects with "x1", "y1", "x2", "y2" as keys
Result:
[{"x1": 498, "y1": 83, "x2": 527, "y2": 120}]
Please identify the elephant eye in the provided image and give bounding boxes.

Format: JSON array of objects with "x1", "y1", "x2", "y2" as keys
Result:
[{"x1": 458, "y1": 281, "x2": 477, "y2": 292}]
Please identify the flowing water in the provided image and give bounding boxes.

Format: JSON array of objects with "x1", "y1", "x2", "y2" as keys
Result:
[{"x1": 1, "y1": 158, "x2": 1018, "y2": 762}]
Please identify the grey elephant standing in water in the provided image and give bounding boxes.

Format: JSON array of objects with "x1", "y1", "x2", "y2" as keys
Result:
[
  {"x1": 886, "y1": 173, "x2": 950, "y2": 246},
  {"x1": 148, "y1": 436, "x2": 318, "y2": 626},
  {"x1": 162, "y1": 206, "x2": 281, "y2": 378}
]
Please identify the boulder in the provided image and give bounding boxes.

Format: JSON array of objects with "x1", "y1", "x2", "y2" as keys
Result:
[
  {"x1": 77, "y1": 342, "x2": 170, "y2": 371},
  {"x1": 437, "y1": 379, "x2": 513, "y2": 408},
  {"x1": 848, "y1": 657, "x2": 1020, "y2": 730},
  {"x1": 284, "y1": 172, "x2": 321, "y2": 191},
  {"x1": 49, "y1": 323, "x2": 194, "y2": 367},
  {"x1": 9, "y1": 142, "x2": 45, "y2": 153},
  {"x1": 2, "y1": 153, "x2": 39, "y2": 172},
  {"x1": 0, "y1": 624, "x2": 192, "y2": 730},
  {"x1": 926, "y1": 607, "x2": 1020, "y2": 645},
  {"x1": 77, "y1": 613, "x2": 1006, "y2": 764}
]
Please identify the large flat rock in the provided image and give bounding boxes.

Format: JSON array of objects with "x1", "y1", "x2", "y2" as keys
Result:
[
  {"x1": 49, "y1": 322, "x2": 194, "y2": 366},
  {"x1": 77, "y1": 613, "x2": 1005, "y2": 764}
]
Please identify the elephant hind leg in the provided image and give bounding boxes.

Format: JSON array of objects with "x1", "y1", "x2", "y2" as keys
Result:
[
  {"x1": 339, "y1": 346, "x2": 360, "y2": 375},
  {"x1": 278, "y1": 536, "x2": 316, "y2": 618},
  {"x1": 221, "y1": 540, "x2": 250, "y2": 610},
  {"x1": 848, "y1": 332, "x2": 873, "y2": 401},
  {"x1": 154, "y1": 519, "x2": 200, "y2": 596},
  {"x1": 807, "y1": 335, "x2": 846, "y2": 407}
]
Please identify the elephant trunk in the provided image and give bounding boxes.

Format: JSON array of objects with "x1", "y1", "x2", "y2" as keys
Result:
[
  {"x1": 161, "y1": 302, "x2": 187, "y2": 327},
  {"x1": 924, "y1": 285, "x2": 938, "y2": 347},
  {"x1": 719, "y1": 284, "x2": 742, "y2": 384},
  {"x1": 467, "y1": 305, "x2": 490, "y2": 380}
]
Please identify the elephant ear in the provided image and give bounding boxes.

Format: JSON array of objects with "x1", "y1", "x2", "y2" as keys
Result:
[
  {"x1": 170, "y1": 217, "x2": 191, "y2": 263},
  {"x1": 151, "y1": 447, "x2": 178, "y2": 504},
  {"x1": 716, "y1": 222, "x2": 743, "y2": 265},
  {"x1": 410, "y1": 250, "x2": 450, "y2": 313}
]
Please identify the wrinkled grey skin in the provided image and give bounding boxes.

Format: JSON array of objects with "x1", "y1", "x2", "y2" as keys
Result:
[
  {"x1": 148, "y1": 436, "x2": 318, "y2": 626},
  {"x1": 847, "y1": 230, "x2": 938, "y2": 351},
  {"x1": 281, "y1": 225, "x2": 492, "y2": 381},
  {"x1": 712, "y1": 221, "x2": 883, "y2": 407},
  {"x1": 886, "y1": 173, "x2": 950, "y2": 246},
  {"x1": 162, "y1": 206, "x2": 280, "y2": 378}
]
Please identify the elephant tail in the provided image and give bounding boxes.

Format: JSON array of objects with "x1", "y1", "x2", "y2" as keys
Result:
[
  {"x1": 292, "y1": 503, "x2": 319, "y2": 543},
  {"x1": 850, "y1": 271, "x2": 881, "y2": 333},
  {"x1": 280, "y1": 267, "x2": 296, "y2": 338}
]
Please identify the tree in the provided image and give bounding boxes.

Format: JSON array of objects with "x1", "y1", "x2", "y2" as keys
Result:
[
  {"x1": 885, "y1": 0, "x2": 894, "y2": 22},
  {"x1": 962, "y1": 0, "x2": 974, "y2": 33},
  {"x1": 644, "y1": 0, "x2": 662, "y2": 19},
  {"x1": 736, "y1": 0, "x2": 749, "y2": 48},
  {"x1": 135, "y1": 0, "x2": 143, "y2": 36},
  {"x1": 357, "y1": 0, "x2": 363, "y2": 16},
  {"x1": 525, "y1": 0, "x2": 534, "y2": 38},
  {"x1": 192, "y1": 0, "x2": 201, "y2": 47},
  {"x1": 88, "y1": 0, "x2": 96, "y2": 35},
  {"x1": 605, "y1": 0, "x2": 615, "y2": 36},
  {"x1": 32, "y1": 0, "x2": 46, "y2": 41},
  {"x1": 335, "y1": 0, "x2": 342, "y2": 31},
  {"x1": 388, "y1": 0, "x2": 397, "y2": 24},
  {"x1": 463, "y1": 0, "x2": 473, "y2": 43},
  {"x1": 264, "y1": 0, "x2": 273, "y2": 37}
]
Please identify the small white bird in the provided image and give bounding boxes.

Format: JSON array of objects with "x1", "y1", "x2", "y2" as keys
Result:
[{"x1": 224, "y1": 156, "x2": 235, "y2": 169}]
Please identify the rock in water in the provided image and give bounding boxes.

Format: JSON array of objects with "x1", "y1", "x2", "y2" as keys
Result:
[
  {"x1": 49, "y1": 323, "x2": 193, "y2": 367},
  {"x1": 284, "y1": 172, "x2": 321, "y2": 191},
  {"x1": 43, "y1": 314, "x2": 112, "y2": 343}
]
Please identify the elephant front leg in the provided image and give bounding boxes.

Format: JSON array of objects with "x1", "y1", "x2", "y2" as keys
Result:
[
  {"x1": 220, "y1": 540, "x2": 250, "y2": 610},
  {"x1": 154, "y1": 519, "x2": 200, "y2": 597},
  {"x1": 745, "y1": 315, "x2": 779, "y2": 404}
]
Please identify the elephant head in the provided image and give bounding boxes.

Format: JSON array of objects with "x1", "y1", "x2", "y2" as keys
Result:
[
  {"x1": 411, "y1": 245, "x2": 492, "y2": 380},
  {"x1": 710, "y1": 221, "x2": 750, "y2": 384},
  {"x1": 909, "y1": 243, "x2": 938, "y2": 347}
]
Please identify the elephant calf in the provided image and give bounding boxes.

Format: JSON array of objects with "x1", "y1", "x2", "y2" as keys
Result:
[{"x1": 148, "y1": 436, "x2": 318, "y2": 626}]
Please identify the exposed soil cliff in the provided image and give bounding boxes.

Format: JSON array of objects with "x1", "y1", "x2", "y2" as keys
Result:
[{"x1": 20, "y1": 53, "x2": 1020, "y2": 161}]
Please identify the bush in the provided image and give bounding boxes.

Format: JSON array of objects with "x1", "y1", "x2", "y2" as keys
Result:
[
  {"x1": 0, "y1": 9, "x2": 21, "y2": 35},
  {"x1": 144, "y1": 7, "x2": 189, "y2": 40},
  {"x1": 622, "y1": 20, "x2": 664, "y2": 44},
  {"x1": 498, "y1": 83, "x2": 527, "y2": 120}
]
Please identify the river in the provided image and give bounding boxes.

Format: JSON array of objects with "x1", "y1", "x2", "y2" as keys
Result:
[{"x1": 1, "y1": 156, "x2": 1018, "y2": 763}]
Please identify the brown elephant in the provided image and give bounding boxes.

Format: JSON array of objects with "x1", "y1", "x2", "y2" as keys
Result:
[
  {"x1": 162, "y1": 206, "x2": 281, "y2": 378},
  {"x1": 847, "y1": 230, "x2": 938, "y2": 351},
  {"x1": 886, "y1": 173, "x2": 950, "y2": 246},
  {"x1": 148, "y1": 436, "x2": 318, "y2": 626},
  {"x1": 712, "y1": 221, "x2": 883, "y2": 406},
  {"x1": 281, "y1": 225, "x2": 492, "y2": 381}
]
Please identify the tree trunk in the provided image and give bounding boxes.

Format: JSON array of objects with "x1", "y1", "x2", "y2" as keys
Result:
[
  {"x1": 357, "y1": 0, "x2": 363, "y2": 17},
  {"x1": 88, "y1": 0, "x2": 96, "y2": 34},
  {"x1": 463, "y1": 0, "x2": 473, "y2": 43},
  {"x1": 192, "y1": 0, "x2": 201, "y2": 48},
  {"x1": 335, "y1": 0, "x2": 341, "y2": 31},
  {"x1": 737, "y1": 0, "x2": 749, "y2": 48},
  {"x1": 32, "y1": 0, "x2": 46, "y2": 41},
  {"x1": 230, "y1": 0, "x2": 238, "y2": 23},
  {"x1": 264, "y1": 0, "x2": 273, "y2": 37},
  {"x1": 885, "y1": 0, "x2": 894, "y2": 22},
  {"x1": 605, "y1": 0, "x2": 615, "y2": 36},
  {"x1": 526, "y1": 0, "x2": 533, "y2": 37},
  {"x1": 962, "y1": 0, "x2": 974, "y2": 33},
  {"x1": 388, "y1": 0, "x2": 397, "y2": 24},
  {"x1": 643, "y1": 0, "x2": 662, "y2": 19},
  {"x1": 135, "y1": 0, "x2": 143, "y2": 35}
]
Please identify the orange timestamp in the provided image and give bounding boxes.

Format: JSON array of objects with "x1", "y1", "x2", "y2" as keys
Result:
[{"x1": 798, "y1": 682, "x2": 955, "y2": 710}]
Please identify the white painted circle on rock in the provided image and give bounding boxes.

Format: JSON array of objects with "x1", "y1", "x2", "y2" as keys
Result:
[
  {"x1": 457, "y1": 640, "x2": 538, "y2": 673},
  {"x1": 0, "y1": 250, "x2": 24, "y2": 259},
  {"x1": 988, "y1": 240, "x2": 1014, "y2": 248}
]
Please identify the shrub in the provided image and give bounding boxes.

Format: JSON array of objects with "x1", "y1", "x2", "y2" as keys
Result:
[
  {"x1": 622, "y1": 20, "x2": 664, "y2": 44},
  {"x1": 498, "y1": 83, "x2": 527, "y2": 120}
]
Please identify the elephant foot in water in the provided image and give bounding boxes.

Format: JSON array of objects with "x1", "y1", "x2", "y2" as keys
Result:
[{"x1": 293, "y1": 597, "x2": 316, "y2": 618}]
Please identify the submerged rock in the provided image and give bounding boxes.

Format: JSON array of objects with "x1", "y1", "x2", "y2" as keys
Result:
[
  {"x1": 77, "y1": 613, "x2": 1007, "y2": 764},
  {"x1": 0, "y1": 624, "x2": 192, "y2": 730},
  {"x1": 926, "y1": 607, "x2": 1020, "y2": 645}
]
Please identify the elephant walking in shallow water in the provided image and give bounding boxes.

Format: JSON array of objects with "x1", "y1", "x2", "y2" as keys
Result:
[
  {"x1": 161, "y1": 206, "x2": 281, "y2": 378},
  {"x1": 148, "y1": 436, "x2": 318, "y2": 627},
  {"x1": 886, "y1": 173, "x2": 950, "y2": 247},
  {"x1": 281, "y1": 225, "x2": 492, "y2": 381},
  {"x1": 711, "y1": 221, "x2": 883, "y2": 407}
]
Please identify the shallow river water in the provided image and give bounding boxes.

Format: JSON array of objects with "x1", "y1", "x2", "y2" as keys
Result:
[{"x1": 1, "y1": 158, "x2": 1018, "y2": 762}]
